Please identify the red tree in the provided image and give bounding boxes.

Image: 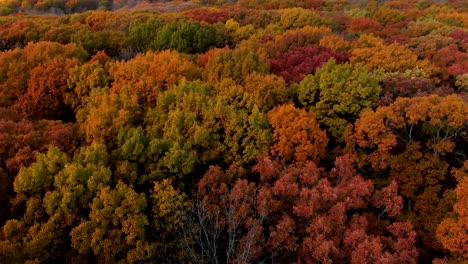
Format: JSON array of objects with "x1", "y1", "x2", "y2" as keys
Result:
[
  {"x1": 268, "y1": 45, "x2": 350, "y2": 83},
  {"x1": 185, "y1": 155, "x2": 418, "y2": 263}
]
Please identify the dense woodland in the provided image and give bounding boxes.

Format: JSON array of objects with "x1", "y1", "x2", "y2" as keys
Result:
[{"x1": 0, "y1": 0, "x2": 467, "y2": 263}]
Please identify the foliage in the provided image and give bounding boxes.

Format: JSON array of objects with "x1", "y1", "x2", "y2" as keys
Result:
[
  {"x1": 0, "y1": 1, "x2": 466, "y2": 262},
  {"x1": 183, "y1": 155, "x2": 418, "y2": 263},
  {"x1": 436, "y1": 162, "x2": 468, "y2": 257},
  {"x1": 204, "y1": 48, "x2": 269, "y2": 84},
  {"x1": 346, "y1": 95, "x2": 468, "y2": 255},
  {"x1": 267, "y1": 104, "x2": 328, "y2": 164},
  {"x1": 296, "y1": 59, "x2": 381, "y2": 138},
  {"x1": 269, "y1": 45, "x2": 350, "y2": 84}
]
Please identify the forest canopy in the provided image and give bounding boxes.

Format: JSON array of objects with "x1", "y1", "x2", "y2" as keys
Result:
[{"x1": 0, "y1": 0, "x2": 467, "y2": 263}]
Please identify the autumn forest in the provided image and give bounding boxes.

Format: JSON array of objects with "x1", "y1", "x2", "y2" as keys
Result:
[{"x1": 0, "y1": 0, "x2": 467, "y2": 263}]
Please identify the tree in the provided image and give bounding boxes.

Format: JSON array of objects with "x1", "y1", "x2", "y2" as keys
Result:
[
  {"x1": 143, "y1": 80, "x2": 272, "y2": 179},
  {"x1": 185, "y1": 8, "x2": 229, "y2": 24},
  {"x1": 183, "y1": 155, "x2": 418, "y2": 263},
  {"x1": 65, "y1": 59, "x2": 110, "y2": 112},
  {"x1": 296, "y1": 58, "x2": 381, "y2": 139},
  {"x1": 436, "y1": 162, "x2": 468, "y2": 258},
  {"x1": 241, "y1": 73, "x2": 291, "y2": 112},
  {"x1": 0, "y1": 108, "x2": 80, "y2": 225},
  {"x1": 109, "y1": 50, "x2": 201, "y2": 106},
  {"x1": 0, "y1": 42, "x2": 87, "y2": 109},
  {"x1": 379, "y1": 76, "x2": 456, "y2": 106},
  {"x1": 348, "y1": 95, "x2": 467, "y2": 169},
  {"x1": 70, "y1": 181, "x2": 155, "y2": 263},
  {"x1": 350, "y1": 34, "x2": 435, "y2": 75},
  {"x1": 269, "y1": 45, "x2": 350, "y2": 84},
  {"x1": 150, "y1": 20, "x2": 218, "y2": 54},
  {"x1": 319, "y1": 34, "x2": 351, "y2": 52},
  {"x1": 344, "y1": 17, "x2": 383, "y2": 36},
  {"x1": 266, "y1": 26, "x2": 333, "y2": 58},
  {"x1": 1, "y1": 143, "x2": 189, "y2": 262},
  {"x1": 71, "y1": 28, "x2": 127, "y2": 57},
  {"x1": 77, "y1": 87, "x2": 142, "y2": 147},
  {"x1": 267, "y1": 104, "x2": 328, "y2": 165},
  {"x1": 279, "y1": 8, "x2": 327, "y2": 30},
  {"x1": 18, "y1": 56, "x2": 80, "y2": 120},
  {"x1": 345, "y1": 95, "x2": 468, "y2": 256},
  {"x1": 1, "y1": 147, "x2": 70, "y2": 262},
  {"x1": 204, "y1": 48, "x2": 269, "y2": 84},
  {"x1": 430, "y1": 44, "x2": 468, "y2": 81}
]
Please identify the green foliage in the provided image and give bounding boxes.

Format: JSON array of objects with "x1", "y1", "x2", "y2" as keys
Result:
[
  {"x1": 66, "y1": 61, "x2": 110, "y2": 111},
  {"x1": 127, "y1": 17, "x2": 164, "y2": 52},
  {"x1": 0, "y1": 5, "x2": 14, "y2": 16},
  {"x1": 152, "y1": 20, "x2": 217, "y2": 54},
  {"x1": 204, "y1": 48, "x2": 270, "y2": 84},
  {"x1": 71, "y1": 27, "x2": 127, "y2": 56},
  {"x1": 142, "y1": 80, "x2": 272, "y2": 179},
  {"x1": 296, "y1": 59, "x2": 381, "y2": 139},
  {"x1": 70, "y1": 181, "x2": 153, "y2": 262},
  {"x1": 128, "y1": 17, "x2": 218, "y2": 54}
]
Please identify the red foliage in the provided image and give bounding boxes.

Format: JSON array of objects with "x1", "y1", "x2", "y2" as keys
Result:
[
  {"x1": 0, "y1": 108, "x2": 79, "y2": 176},
  {"x1": 371, "y1": 180, "x2": 403, "y2": 217},
  {"x1": 186, "y1": 9, "x2": 229, "y2": 24},
  {"x1": 430, "y1": 44, "x2": 468, "y2": 80},
  {"x1": 449, "y1": 30, "x2": 468, "y2": 45},
  {"x1": 345, "y1": 17, "x2": 383, "y2": 35},
  {"x1": 196, "y1": 47, "x2": 230, "y2": 67},
  {"x1": 196, "y1": 155, "x2": 418, "y2": 263},
  {"x1": 379, "y1": 76, "x2": 437, "y2": 105},
  {"x1": 381, "y1": 21, "x2": 411, "y2": 45},
  {"x1": 268, "y1": 45, "x2": 350, "y2": 83},
  {"x1": 266, "y1": 27, "x2": 332, "y2": 58}
]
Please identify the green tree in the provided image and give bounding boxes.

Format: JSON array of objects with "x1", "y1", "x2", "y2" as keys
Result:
[
  {"x1": 66, "y1": 60, "x2": 110, "y2": 112},
  {"x1": 204, "y1": 48, "x2": 269, "y2": 84},
  {"x1": 296, "y1": 58, "x2": 381, "y2": 139},
  {"x1": 70, "y1": 181, "x2": 154, "y2": 263},
  {"x1": 150, "y1": 20, "x2": 217, "y2": 54}
]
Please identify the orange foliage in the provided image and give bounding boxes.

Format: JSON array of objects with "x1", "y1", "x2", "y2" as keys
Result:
[
  {"x1": 266, "y1": 26, "x2": 333, "y2": 58},
  {"x1": 351, "y1": 34, "x2": 436, "y2": 74},
  {"x1": 109, "y1": 50, "x2": 200, "y2": 106},
  {"x1": 0, "y1": 42, "x2": 87, "y2": 121},
  {"x1": 319, "y1": 34, "x2": 351, "y2": 51},
  {"x1": 267, "y1": 104, "x2": 328, "y2": 164},
  {"x1": 437, "y1": 162, "x2": 468, "y2": 257},
  {"x1": 18, "y1": 57, "x2": 80, "y2": 119},
  {"x1": 196, "y1": 47, "x2": 230, "y2": 68},
  {"x1": 349, "y1": 95, "x2": 467, "y2": 170}
]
